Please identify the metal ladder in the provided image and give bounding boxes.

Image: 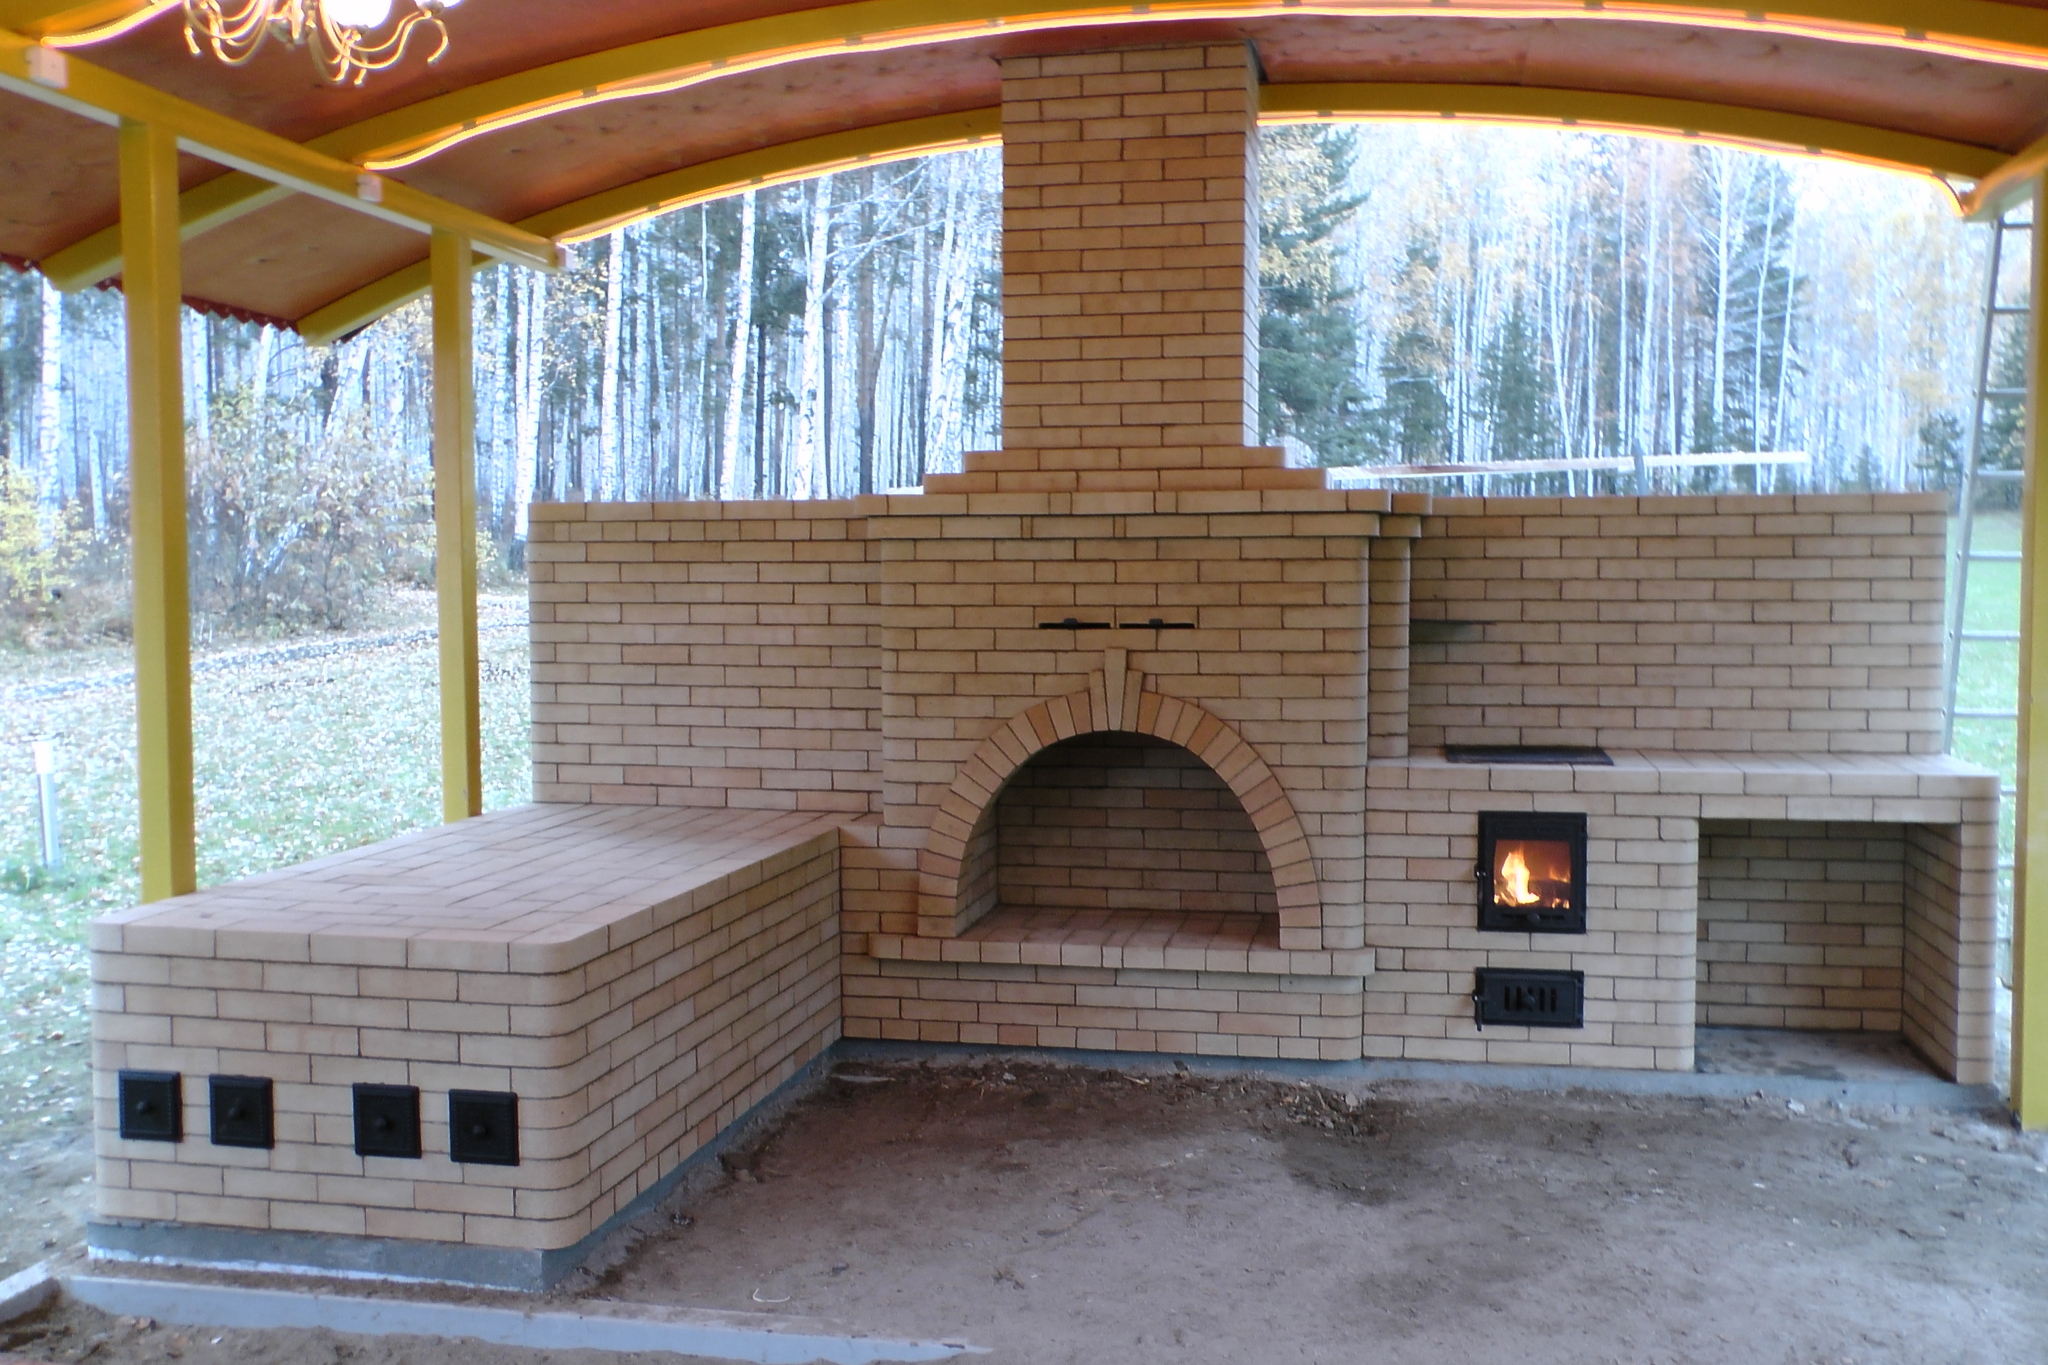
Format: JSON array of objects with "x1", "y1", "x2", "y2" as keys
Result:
[{"x1": 1941, "y1": 207, "x2": 2031, "y2": 985}]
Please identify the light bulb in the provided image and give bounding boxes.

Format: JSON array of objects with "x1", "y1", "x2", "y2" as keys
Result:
[{"x1": 325, "y1": 0, "x2": 395, "y2": 28}]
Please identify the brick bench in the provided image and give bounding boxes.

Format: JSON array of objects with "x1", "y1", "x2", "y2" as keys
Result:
[{"x1": 89, "y1": 804, "x2": 845, "y2": 1288}]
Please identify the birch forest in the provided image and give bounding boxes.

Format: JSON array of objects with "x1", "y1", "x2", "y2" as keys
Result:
[
  {"x1": 0, "y1": 126, "x2": 2000, "y2": 643},
  {"x1": 1261, "y1": 123, "x2": 1994, "y2": 494}
]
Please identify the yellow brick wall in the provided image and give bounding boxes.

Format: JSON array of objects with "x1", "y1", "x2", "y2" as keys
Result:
[
  {"x1": 526, "y1": 500, "x2": 882, "y2": 812},
  {"x1": 1363, "y1": 752, "x2": 1995, "y2": 1079},
  {"x1": 1696, "y1": 820, "x2": 1907, "y2": 1031},
  {"x1": 844, "y1": 957, "x2": 1367, "y2": 1062},
  {"x1": 1000, "y1": 43, "x2": 1261, "y2": 469},
  {"x1": 1409, "y1": 493, "x2": 1948, "y2": 755}
]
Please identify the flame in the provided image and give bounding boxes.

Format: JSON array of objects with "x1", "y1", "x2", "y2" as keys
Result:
[{"x1": 1497, "y1": 847, "x2": 1539, "y2": 906}]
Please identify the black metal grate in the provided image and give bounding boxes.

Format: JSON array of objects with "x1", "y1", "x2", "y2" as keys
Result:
[
  {"x1": 353, "y1": 1083, "x2": 422, "y2": 1159},
  {"x1": 118, "y1": 1070, "x2": 181, "y2": 1143},
  {"x1": 209, "y1": 1075, "x2": 274, "y2": 1149},
  {"x1": 449, "y1": 1090, "x2": 520, "y2": 1166},
  {"x1": 1473, "y1": 968, "x2": 1585, "y2": 1028},
  {"x1": 1445, "y1": 745, "x2": 1612, "y2": 766}
]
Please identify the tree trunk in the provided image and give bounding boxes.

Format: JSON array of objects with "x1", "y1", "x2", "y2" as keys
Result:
[
  {"x1": 753, "y1": 320, "x2": 769, "y2": 497},
  {"x1": 854, "y1": 196, "x2": 886, "y2": 495},
  {"x1": 598, "y1": 230, "x2": 625, "y2": 500},
  {"x1": 513, "y1": 271, "x2": 546, "y2": 537},
  {"x1": 35, "y1": 274, "x2": 63, "y2": 523},
  {"x1": 1709, "y1": 151, "x2": 1738, "y2": 449},
  {"x1": 791, "y1": 176, "x2": 832, "y2": 499},
  {"x1": 717, "y1": 191, "x2": 757, "y2": 499}
]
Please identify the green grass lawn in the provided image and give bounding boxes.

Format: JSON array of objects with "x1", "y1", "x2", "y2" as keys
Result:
[{"x1": 0, "y1": 596, "x2": 532, "y2": 1143}]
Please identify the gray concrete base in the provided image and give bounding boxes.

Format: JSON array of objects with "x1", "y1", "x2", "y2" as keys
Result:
[
  {"x1": 0, "y1": 1260, "x2": 57, "y2": 1323},
  {"x1": 88, "y1": 1047, "x2": 835, "y2": 1291},
  {"x1": 835, "y1": 1037, "x2": 2007, "y2": 1112},
  {"x1": 59, "y1": 1276, "x2": 976, "y2": 1364}
]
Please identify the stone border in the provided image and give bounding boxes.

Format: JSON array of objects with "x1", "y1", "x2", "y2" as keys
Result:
[{"x1": 55, "y1": 1276, "x2": 976, "y2": 1364}]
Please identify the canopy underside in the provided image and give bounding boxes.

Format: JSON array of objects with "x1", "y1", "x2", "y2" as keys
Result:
[{"x1": 6, "y1": 1, "x2": 2048, "y2": 334}]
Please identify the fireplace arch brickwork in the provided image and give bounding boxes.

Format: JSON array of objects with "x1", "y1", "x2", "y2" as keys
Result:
[{"x1": 920, "y1": 667, "x2": 1320, "y2": 943}]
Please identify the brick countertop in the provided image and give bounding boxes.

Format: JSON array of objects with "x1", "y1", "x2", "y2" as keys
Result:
[{"x1": 89, "y1": 804, "x2": 850, "y2": 974}]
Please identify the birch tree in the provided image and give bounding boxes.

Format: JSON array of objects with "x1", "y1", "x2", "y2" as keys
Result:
[
  {"x1": 790, "y1": 177, "x2": 832, "y2": 500},
  {"x1": 717, "y1": 191, "x2": 758, "y2": 500}
]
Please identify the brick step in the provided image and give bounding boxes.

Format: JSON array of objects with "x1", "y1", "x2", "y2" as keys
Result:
[{"x1": 864, "y1": 906, "x2": 1373, "y2": 978}]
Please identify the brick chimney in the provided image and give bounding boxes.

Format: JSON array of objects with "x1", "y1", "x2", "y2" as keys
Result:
[{"x1": 959, "y1": 42, "x2": 1300, "y2": 493}]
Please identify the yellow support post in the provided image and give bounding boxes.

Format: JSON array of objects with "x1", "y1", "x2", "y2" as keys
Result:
[
  {"x1": 431, "y1": 228, "x2": 482, "y2": 822},
  {"x1": 120, "y1": 117, "x2": 194, "y2": 902},
  {"x1": 2018, "y1": 178, "x2": 2048, "y2": 1127}
]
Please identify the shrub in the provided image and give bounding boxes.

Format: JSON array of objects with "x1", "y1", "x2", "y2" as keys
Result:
[
  {"x1": 0, "y1": 460, "x2": 75, "y2": 639},
  {"x1": 186, "y1": 393, "x2": 433, "y2": 634}
]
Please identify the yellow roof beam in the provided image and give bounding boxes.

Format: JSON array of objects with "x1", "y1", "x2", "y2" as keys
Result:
[
  {"x1": 299, "y1": 85, "x2": 1999, "y2": 345},
  {"x1": 296, "y1": 108, "x2": 997, "y2": 344},
  {"x1": 0, "y1": 0, "x2": 156, "y2": 37},
  {"x1": 528, "y1": 107, "x2": 997, "y2": 244},
  {"x1": 0, "y1": 29, "x2": 558, "y2": 273},
  {"x1": 299, "y1": 258, "x2": 430, "y2": 346},
  {"x1": 41, "y1": 172, "x2": 289, "y2": 291},
  {"x1": 108, "y1": 0, "x2": 2042, "y2": 175},
  {"x1": 1266, "y1": 83, "x2": 2007, "y2": 191},
  {"x1": 1960, "y1": 130, "x2": 2048, "y2": 221}
]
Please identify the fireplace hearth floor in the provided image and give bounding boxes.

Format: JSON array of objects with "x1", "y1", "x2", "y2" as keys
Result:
[
  {"x1": 865, "y1": 906, "x2": 1373, "y2": 977},
  {"x1": 1694, "y1": 1026, "x2": 1947, "y2": 1083}
]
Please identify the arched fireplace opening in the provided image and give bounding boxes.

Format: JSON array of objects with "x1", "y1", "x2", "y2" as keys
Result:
[{"x1": 956, "y1": 731, "x2": 1280, "y2": 932}]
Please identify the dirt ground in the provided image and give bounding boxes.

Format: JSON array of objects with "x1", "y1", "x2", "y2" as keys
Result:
[
  {"x1": 0, "y1": 1301, "x2": 707, "y2": 1365},
  {"x1": 7, "y1": 1059, "x2": 2048, "y2": 1365},
  {"x1": 0, "y1": 1121, "x2": 92, "y2": 1278},
  {"x1": 584, "y1": 1061, "x2": 2048, "y2": 1365}
]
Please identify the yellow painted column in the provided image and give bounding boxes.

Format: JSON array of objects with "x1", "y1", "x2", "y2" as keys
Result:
[
  {"x1": 432, "y1": 229, "x2": 482, "y2": 821},
  {"x1": 121, "y1": 118, "x2": 195, "y2": 902},
  {"x1": 2017, "y1": 180, "x2": 2048, "y2": 1125}
]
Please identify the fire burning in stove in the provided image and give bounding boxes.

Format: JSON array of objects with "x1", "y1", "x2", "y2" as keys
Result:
[
  {"x1": 1477, "y1": 812, "x2": 1588, "y2": 933},
  {"x1": 1493, "y1": 839, "x2": 1572, "y2": 910}
]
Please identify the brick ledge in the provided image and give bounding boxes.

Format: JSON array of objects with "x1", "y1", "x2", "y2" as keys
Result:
[{"x1": 863, "y1": 907, "x2": 1373, "y2": 977}]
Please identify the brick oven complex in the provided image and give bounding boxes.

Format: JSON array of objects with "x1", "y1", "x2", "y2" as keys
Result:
[{"x1": 89, "y1": 42, "x2": 1996, "y2": 1286}]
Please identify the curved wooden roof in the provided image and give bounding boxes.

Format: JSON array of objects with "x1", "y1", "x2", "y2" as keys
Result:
[{"x1": 7, "y1": 0, "x2": 2048, "y2": 336}]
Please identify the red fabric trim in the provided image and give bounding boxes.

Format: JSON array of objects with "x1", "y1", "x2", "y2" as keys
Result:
[{"x1": 90, "y1": 274, "x2": 295, "y2": 331}]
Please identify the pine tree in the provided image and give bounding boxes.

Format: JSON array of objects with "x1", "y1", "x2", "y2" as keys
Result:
[
  {"x1": 1913, "y1": 411, "x2": 1965, "y2": 492},
  {"x1": 1476, "y1": 300, "x2": 1559, "y2": 461},
  {"x1": 1981, "y1": 322, "x2": 2027, "y2": 475},
  {"x1": 1374, "y1": 241, "x2": 1454, "y2": 464},
  {"x1": 1257, "y1": 125, "x2": 1369, "y2": 463}
]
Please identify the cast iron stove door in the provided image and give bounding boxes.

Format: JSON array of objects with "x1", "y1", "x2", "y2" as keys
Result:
[{"x1": 1476, "y1": 811, "x2": 1587, "y2": 934}]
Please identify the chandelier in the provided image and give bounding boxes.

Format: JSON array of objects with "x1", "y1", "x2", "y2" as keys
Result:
[{"x1": 182, "y1": 0, "x2": 461, "y2": 85}]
